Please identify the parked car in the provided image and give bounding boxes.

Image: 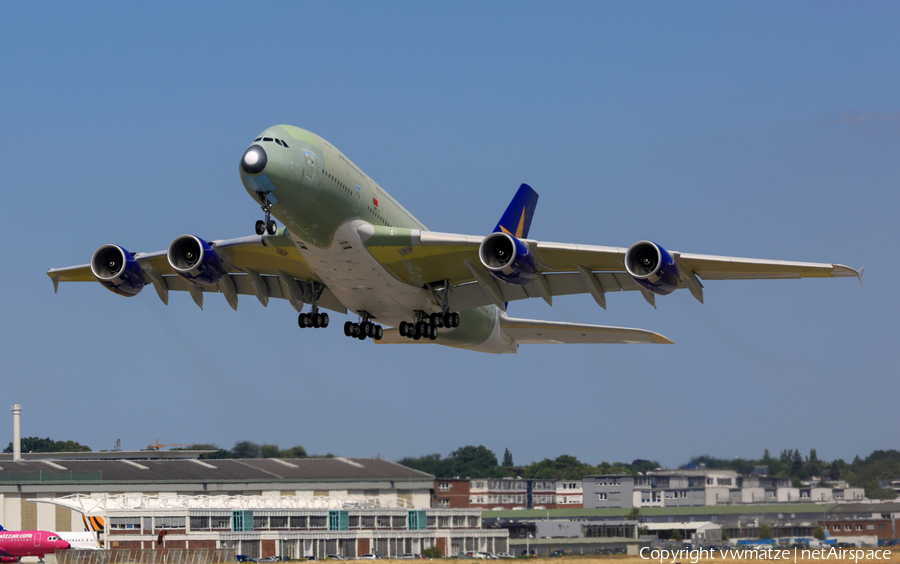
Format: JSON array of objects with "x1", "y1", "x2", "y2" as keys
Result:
[
  {"x1": 549, "y1": 550, "x2": 566, "y2": 558},
  {"x1": 356, "y1": 555, "x2": 378, "y2": 560},
  {"x1": 497, "y1": 554, "x2": 515, "y2": 559},
  {"x1": 397, "y1": 554, "x2": 422, "y2": 560},
  {"x1": 327, "y1": 556, "x2": 347, "y2": 561},
  {"x1": 260, "y1": 557, "x2": 279, "y2": 563},
  {"x1": 237, "y1": 557, "x2": 257, "y2": 563}
]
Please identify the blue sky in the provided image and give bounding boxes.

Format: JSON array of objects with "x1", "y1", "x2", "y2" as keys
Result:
[{"x1": 1, "y1": 2, "x2": 897, "y2": 469}]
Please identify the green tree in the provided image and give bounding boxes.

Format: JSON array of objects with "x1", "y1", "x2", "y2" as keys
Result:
[
  {"x1": 397, "y1": 453, "x2": 449, "y2": 476},
  {"x1": 813, "y1": 526, "x2": 825, "y2": 540},
  {"x1": 503, "y1": 448, "x2": 513, "y2": 467},
  {"x1": 281, "y1": 445, "x2": 308, "y2": 458},
  {"x1": 626, "y1": 508, "x2": 640, "y2": 521},
  {"x1": 759, "y1": 524, "x2": 773, "y2": 540},
  {"x1": 722, "y1": 529, "x2": 729, "y2": 541},
  {"x1": 231, "y1": 441, "x2": 261, "y2": 458},
  {"x1": 4, "y1": 437, "x2": 91, "y2": 453},
  {"x1": 260, "y1": 444, "x2": 280, "y2": 458},
  {"x1": 447, "y1": 445, "x2": 499, "y2": 477},
  {"x1": 422, "y1": 547, "x2": 442, "y2": 559},
  {"x1": 670, "y1": 529, "x2": 683, "y2": 542}
]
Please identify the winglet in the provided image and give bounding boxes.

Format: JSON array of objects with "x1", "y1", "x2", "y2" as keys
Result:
[
  {"x1": 51, "y1": 275, "x2": 59, "y2": 294},
  {"x1": 856, "y1": 266, "x2": 865, "y2": 290},
  {"x1": 494, "y1": 184, "x2": 539, "y2": 239}
]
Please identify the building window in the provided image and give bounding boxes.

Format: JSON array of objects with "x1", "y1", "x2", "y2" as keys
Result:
[
  {"x1": 438, "y1": 482, "x2": 451, "y2": 492},
  {"x1": 598, "y1": 493, "x2": 607, "y2": 500},
  {"x1": 879, "y1": 524, "x2": 886, "y2": 531},
  {"x1": 856, "y1": 524, "x2": 863, "y2": 531},
  {"x1": 439, "y1": 499, "x2": 450, "y2": 508}
]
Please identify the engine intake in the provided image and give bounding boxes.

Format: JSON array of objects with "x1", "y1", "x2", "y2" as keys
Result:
[
  {"x1": 167, "y1": 234, "x2": 223, "y2": 287},
  {"x1": 624, "y1": 240, "x2": 680, "y2": 295},
  {"x1": 90, "y1": 244, "x2": 145, "y2": 297},
  {"x1": 478, "y1": 231, "x2": 536, "y2": 286}
]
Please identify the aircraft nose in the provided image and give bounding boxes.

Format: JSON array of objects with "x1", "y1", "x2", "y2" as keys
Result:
[{"x1": 241, "y1": 145, "x2": 267, "y2": 174}]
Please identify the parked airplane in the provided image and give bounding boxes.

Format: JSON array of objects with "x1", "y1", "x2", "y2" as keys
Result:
[
  {"x1": 56, "y1": 532, "x2": 100, "y2": 551},
  {"x1": 47, "y1": 125, "x2": 863, "y2": 353},
  {"x1": 0, "y1": 526, "x2": 70, "y2": 562}
]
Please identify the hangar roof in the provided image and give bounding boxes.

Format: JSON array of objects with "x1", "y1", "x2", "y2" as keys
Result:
[{"x1": 0, "y1": 457, "x2": 432, "y2": 483}]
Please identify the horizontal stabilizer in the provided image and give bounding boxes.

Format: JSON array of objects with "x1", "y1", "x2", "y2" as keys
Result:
[{"x1": 500, "y1": 316, "x2": 672, "y2": 344}]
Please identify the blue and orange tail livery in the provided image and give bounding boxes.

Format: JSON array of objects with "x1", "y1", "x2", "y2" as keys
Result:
[{"x1": 493, "y1": 183, "x2": 539, "y2": 239}]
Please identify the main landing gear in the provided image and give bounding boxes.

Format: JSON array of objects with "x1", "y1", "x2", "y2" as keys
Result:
[
  {"x1": 254, "y1": 192, "x2": 278, "y2": 235},
  {"x1": 298, "y1": 310, "x2": 329, "y2": 328},
  {"x1": 344, "y1": 312, "x2": 384, "y2": 341},
  {"x1": 298, "y1": 282, "x2": 328, "y2": 328},
  {"x1": 398, "y1": 310, "x2": 460, "y2": 341}
]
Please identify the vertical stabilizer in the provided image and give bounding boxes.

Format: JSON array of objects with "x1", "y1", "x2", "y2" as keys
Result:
[{"x1": 493, "y1": 183, "x2": 539, "y2": 239}]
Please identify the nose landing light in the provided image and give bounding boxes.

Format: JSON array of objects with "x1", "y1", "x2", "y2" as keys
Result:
[{"x1": 241, "y1": 145, "x2": 267, "y2": 174}]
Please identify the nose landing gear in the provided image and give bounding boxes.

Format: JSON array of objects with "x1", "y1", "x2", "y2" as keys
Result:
[
  {"x1": 344, "y1": 312, "x2": 383, "y2": 341},
  {"x1": 254, "y1": 192, "x2": 277, "y2": 235}
]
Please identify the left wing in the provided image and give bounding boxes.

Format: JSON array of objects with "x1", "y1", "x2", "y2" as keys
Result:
[
  {"x1": 47, "y1": 231, "x2": 346, "y2": 313},
  {"x1": 359, "y1": 226, "x2": 862, "y2": 310}
]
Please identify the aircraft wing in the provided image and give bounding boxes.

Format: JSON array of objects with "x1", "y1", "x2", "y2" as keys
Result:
[
  {"x1": 360, "y1": 226, "x2": 862, "y2": 310},
  {"x1": 498, "y1": 316, "x2": 673, "y2": 344},
  {"x1": 375, "y1": 316, "x2": 672, "y2": 346},
  {"x1": 46, "y1": 231, "x2": 346, "y2": 313}
]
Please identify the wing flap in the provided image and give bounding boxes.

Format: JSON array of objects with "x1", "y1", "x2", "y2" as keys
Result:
[{"x1": 500, "y1": 316, "x2": 672, "y2": 345}]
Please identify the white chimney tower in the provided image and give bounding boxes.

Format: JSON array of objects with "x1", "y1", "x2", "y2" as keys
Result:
[{"x1": 12, "y1": 404, "x2": 21, "y2": 461}]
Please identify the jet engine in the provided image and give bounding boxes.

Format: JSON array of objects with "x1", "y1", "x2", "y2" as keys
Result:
[
  {"x1": 167, "y1": 234, "x2": 223, "y2": 286},
  {"x1": 478, "y1": 231, "x2": 536, "y2": 286},
  {"x1": 624, "y1": 240, "x2": 680, "y2": 295},
  {"x1": 90, "y1": 244, "x2": 145, "y2": 296}
]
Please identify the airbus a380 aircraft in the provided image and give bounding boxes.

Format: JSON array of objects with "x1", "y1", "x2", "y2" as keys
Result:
[{"x1": 48, "y1": 125, "x2": 863, "y2": 354}]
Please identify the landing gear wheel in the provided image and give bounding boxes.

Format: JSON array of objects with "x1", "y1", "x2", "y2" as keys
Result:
[
  {"x1": 255, "y1": 220, "x2": 266, "y2": 235},
  {"x1": 298, "y1": 313, "x2": 307, "y2": 328},
  {"x1": 452, "y1": 312, "x2": 460, "y2": 327},
  {"x1": 312, "y1": 313, "x2": 321, "y2": 328},
  {"x1": 415, "y1": 321, "x2": 426, "y2": 338},
  {"x1": 357, "y1": 326, "x2": 367, "y2": 340},
  {"x1": 320, "y1": 313, "x2": 329, "y2": 328},
  {"x1": 429, "y1": 325, "x2": 438, "y2": 340},
  {"x1": 443, "y1": 312, "x2": 451, "y2": 327},
  {"x1": 350, "y1": 323, "x2": 360, "y2": 338},
  {"x1": 375, "y1": 326, "x2": 383, "y2": 340},
  {"x1": 399, "y1": 321, "x2": 408, "y2": 337},
  {"x1": 344, "y1": 321, "x2": 353, "y2": 336},
  {"x1": 266, "y1": 219, "x2": 277, "y2": 235},
  {"x1": 430, "y1": 312, "x2": 439, "y2": 327}
]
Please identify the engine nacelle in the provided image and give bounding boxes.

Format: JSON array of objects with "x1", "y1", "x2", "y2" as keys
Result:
[
  {"x1": 167, "y1": 234, "x2": 223, "y2": 287},
  {"x1": 624, "y1": 240, "x2": 680, "y2": 295},
  {"x1": 478, "y1": 231, "x2": 536, "y2": 286},
  {"x1": 90, "y1": 244, "x2": 145, "y2": 297}
]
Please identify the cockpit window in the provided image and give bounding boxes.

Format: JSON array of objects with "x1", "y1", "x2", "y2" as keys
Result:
[
  {"x1": 275, "y1": 139, "x2": 284, "y2": 146},
  {"x1": 254, "y1": 137, "x2": 262, "y2": 142},
  {"x1": 282, "y1": 141, "x2": 289, "y2": 148},
  {"x1": 263, "y1": 137, "x2": 273, "y2": 142}
]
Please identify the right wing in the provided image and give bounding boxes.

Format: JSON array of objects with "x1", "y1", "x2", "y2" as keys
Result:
[
  {"x1": 359, "y1": 226, "x2": 862, "y2": 311},
  {"x1": 46, "y1": 231, "x2": 346, "y2": 313},
  {"x1": 498, "y1": 316, "x2": 673, "y2": 344}
]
